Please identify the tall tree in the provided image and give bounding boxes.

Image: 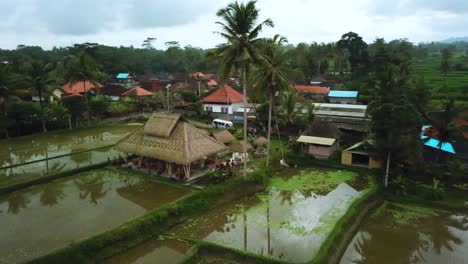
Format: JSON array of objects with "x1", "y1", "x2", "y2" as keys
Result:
[
  {"x1": 440, "y1": 48, "x2": 452, "y2": 77},
  {"x1": 367, "y1": 65, "x2": 420, "y2": 187},
  {"x1": 64, "y1": 53, "x2": 100, "y2": 126},
  {"x1": 212, "y1": 0, "x2": 273, "y2": 177},
  {"x1": 337, "y1": 32, "x2": 369, "y2": 76},
  {"x1": 253, "y1": 35, "x2": 292, "y2": 167},
  {"x1": 23, "y1": 61, "x2": 55, "y2": 133}
]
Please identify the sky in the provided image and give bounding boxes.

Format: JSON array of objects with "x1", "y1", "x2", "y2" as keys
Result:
[{"x1": 1, "y1": 0, "x2": 467, "y2": 50}]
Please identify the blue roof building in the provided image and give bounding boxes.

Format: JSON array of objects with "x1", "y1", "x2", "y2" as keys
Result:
[
  {"x1": 116, "y1": 73, "x2": 130, "y2": 79},
  {"x1": 328, "y1": 90, "x2": 358, "y2": 104},
  {"x1": 328, "y1": 91, "x2": 359, "y2": 98},
  {"x1": 421, "y1": 135, "x2": 456, "y2": 154}
]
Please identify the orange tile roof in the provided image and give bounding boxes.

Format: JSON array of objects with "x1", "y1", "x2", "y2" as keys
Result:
[
  {"x1": 121, "y1": 86, "x2": 154, "y2": 97},
  {"x1": 201, "y1": 84, "x2": 244, "y2": 104},
  {"x1": 207, "y1": 79, "x2": 218, "y2": 86},
  {"x1": 294, "y1": 85, "x2": 329, "y2": 95},
  {"x1": 63, "y1": 81, "x2": 102, "y2": 94}
]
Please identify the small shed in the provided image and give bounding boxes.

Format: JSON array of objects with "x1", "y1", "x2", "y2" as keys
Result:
[
  {"x1": 328, "y1": 91, "x2": 358, "y2": 104},
  {"x1": 297, "y1": 135, "x2": 337, "y2": 159},
  {"x1": 341, "y1": 141, "x2": 382, "y2": 169}
]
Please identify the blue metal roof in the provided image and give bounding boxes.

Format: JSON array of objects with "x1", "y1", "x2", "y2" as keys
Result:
[
  {"x1": 421, "y1": 136, "x2": 456, "y2": 154},
  {"x1": 328, "y1": 90, "x2": 358, "y2": 98},
  {"x1": 116, "y1": 73, "x2": 130, "y2": 79}
]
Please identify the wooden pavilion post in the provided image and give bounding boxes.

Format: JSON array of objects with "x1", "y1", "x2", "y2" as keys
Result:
[
  {"x1": 183, "y1": 164, "x2": 191, "y2": 179},
  {"x1": 166, "y1": 162, "x2": 173, "y2": 175}
]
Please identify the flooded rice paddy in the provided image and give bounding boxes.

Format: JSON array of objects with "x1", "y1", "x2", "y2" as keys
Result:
[
  {"x1": 167, "y1": 169, "x2": 367, "y2": 263},
  {"x1": 340, "y1": 202, "x2": 468, "y2": 264},
  {"x1": 0, "y1": 124, "x2": 140, "y2": 167},
  {"x1": 101, "y1": 237, "x2": 193, "y2": 264},
  {"x1": 0, "y1": 124, "x2": 141, "y2": 188},
  {"x1": 0, "y1": 168, "x2": 191, "y2": 264}
]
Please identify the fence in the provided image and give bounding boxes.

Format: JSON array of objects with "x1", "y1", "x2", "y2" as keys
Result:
[{"x1": 0, "y1": 145, "x2": 122, "y2": 191}]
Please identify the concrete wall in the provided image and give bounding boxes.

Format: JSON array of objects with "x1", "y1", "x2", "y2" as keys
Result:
[
  {"x1": 329, "y1": 97, "x2": 357, "y2": 104},
  {"x1": 203, "y1": 103, "x2": 242, "y2": 114}
]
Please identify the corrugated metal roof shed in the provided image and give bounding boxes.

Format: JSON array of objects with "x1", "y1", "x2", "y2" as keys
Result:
[
  {"x1": 421, "y1": 136, "x2": 455, "y2": 154},
  {"x1": 328, "y1": 90, "x2": 358, "y2": 98},
  {"x1": 296, "y1": 135, "x2": 336, "y2": 146},
  {"x1": 116, "y1": 73, "x2": 130, "y2": 79}
]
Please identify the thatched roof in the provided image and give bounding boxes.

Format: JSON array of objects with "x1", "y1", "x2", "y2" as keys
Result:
[
  {"x1": 212, "y1": 130, "x2": 235, "y2": 144},
  {"x1": 229, "y1": 140, "x2": 254, "y2": 153},
  {"x1": 304, "y1": 120, "x2": 342, "y2": 139},
  {"x1": 253, "y1": 136, "x2": 268, "y2": 146},
  {"x1": 143, "y1": 112, "x2": 180, "y2": 137},
  {"x1": 116, "y1": 113, "x2": 226, "y2": 165}
]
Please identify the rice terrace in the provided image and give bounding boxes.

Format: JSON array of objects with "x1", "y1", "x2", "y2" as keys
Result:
[{"x1": 0, "y1": 0, "x2": 467, "y2": 263}]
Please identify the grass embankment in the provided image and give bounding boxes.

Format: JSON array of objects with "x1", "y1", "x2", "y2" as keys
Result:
[
  {"x1": 385, "y1": 188, "x2": 468, "y2": 213},
  {"x1": 30, "y1": 169, "x2": 268, "y2": 264}
]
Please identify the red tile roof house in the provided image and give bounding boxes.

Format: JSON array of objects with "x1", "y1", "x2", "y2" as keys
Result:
[
  {"x1": 201, "y1": 84, "x2": 244, "y2": 119},
  {"x1": 294, "y1": 85, "x2": 330, "y2": 102},
  {"x1": 63, "y1": 81, "x2": 103, "y2": 96}
]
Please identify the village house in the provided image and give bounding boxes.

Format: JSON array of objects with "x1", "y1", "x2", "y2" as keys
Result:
[
  {"x1": 328, "y1": 90, "x2": 358, "y2": 104},
  {"x1": 294, "y1": 85, "x2": 330, "y2": 102},
  {"x1": 201, "y1": 84, "x2": 244, "y2": 119},
  {"x1": 107, "y1": 73, "x2": 138, "y2": 89},
  {"x1": 99, "y1": 84, "x2": 128, "y2": 101},
  {"x1": 62, "y1": 81, "x2": 103, "y2": 96},
  {"x1": 121, "y1": 86, "x2": 154, "y2": 99}
]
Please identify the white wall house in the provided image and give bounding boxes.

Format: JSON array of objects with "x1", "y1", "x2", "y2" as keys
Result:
[
  {"x1": 203, "y1": 102, "x2": 242, "y2": 115},
  {"x1": 201, "y1": 84, "x2": 244, "y2": 119}
]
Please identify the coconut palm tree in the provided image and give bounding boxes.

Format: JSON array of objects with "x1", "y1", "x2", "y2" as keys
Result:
[
  {"x1": 23, "y1": 61, "x2": 56, "y2": 133},
  {"x1": 253, "y1": 35, "x2": 293, "y2": 167},
  {"x1": 422, "y1": 99, "x2": 461, "y2": 162},
  {"x1": 212, "y1": 0, "x2": 273, "y2": 177},
  {"x1": 64, "y1": 53, "x2": 100, "y2": 127}
]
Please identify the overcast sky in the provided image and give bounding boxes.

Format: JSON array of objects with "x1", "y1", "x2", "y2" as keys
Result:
[{"x1": 1, "y1": 0, "x2": 467, "y2": 50}]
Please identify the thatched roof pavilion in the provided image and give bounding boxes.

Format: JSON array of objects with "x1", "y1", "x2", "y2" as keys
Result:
[
  {"x1": 211, "y1": 130, "x2": 235, "y2": 144},
  {"x1": 115, "y1": 112, "x2": 226, "y2": 179}
]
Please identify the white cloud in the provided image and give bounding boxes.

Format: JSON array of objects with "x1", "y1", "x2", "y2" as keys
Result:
[{"x1": 0, "y1": 0, "x2": 468, "y2": 49}]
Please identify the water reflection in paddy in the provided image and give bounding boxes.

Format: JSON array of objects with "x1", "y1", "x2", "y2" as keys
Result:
[
  {"x1": 101, "y1": 237, "x2": 192, "y2": 264},
  {"x1": 171, "y1": 170, "x2": 365, "y2": 262},
  {"x1": 0, "y1": 124, "x2": 140, "y2": 167},
  {"x1": 0, "y1": 168, "x2": 191, "y2": 264},
  {"x1": 340, "y1": 202, "x2": 468, "y2": 264}
]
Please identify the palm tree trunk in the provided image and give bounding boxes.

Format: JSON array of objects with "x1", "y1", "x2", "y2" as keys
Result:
[
  {"x1": 317, "y1": 61, "x2": 321, "y2": 77},
  {"x1": 384, "y1": 152, "x2": 391, "y2": 188},
  {"x1": 38, "y1": 89, "x2": 47, "y2": 133},
  {"x1": 242, "y1": 64, "x2": 248, "y2": 178},
  {"x1": 83, "y1": 81, "x2": 91, "y2": 126},
  {"x1": 266, "y1": 92, "x2": 273, "y2": 168}
]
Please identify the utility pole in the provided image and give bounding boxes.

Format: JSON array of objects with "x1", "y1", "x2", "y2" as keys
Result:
[{"x1": 166, "y1": 84, "x2": 172, "y2": 112}]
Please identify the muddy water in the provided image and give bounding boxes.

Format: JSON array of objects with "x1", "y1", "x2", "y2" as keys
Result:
[
  {"x1": 169, "y1": 170, "x2": 364, "y2": 262},
  {"x1": 340, "y1": 202, "x2": 468, "y2": 264},
  {"x1": 0, "y1": 124, "x2": 140, "y2": 167},
  {"x1": 101, "y1": 237, "x2": 192, "y2": 264},
  {"x1": 0, "y1": 168, "x2": 191, "y2": 264}
]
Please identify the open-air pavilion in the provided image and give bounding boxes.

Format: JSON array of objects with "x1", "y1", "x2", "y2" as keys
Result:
[{"x1": 115, "y1": 112, "x2": 227, "y2": 181}]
